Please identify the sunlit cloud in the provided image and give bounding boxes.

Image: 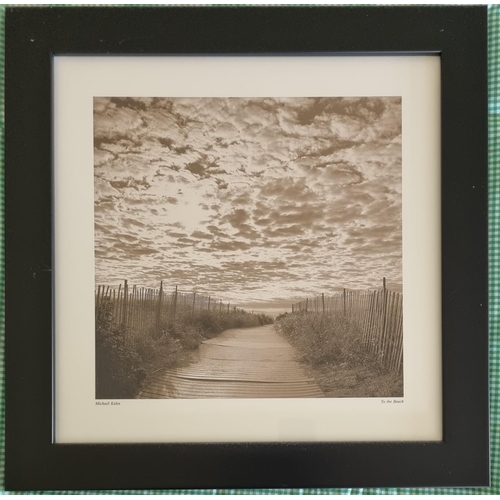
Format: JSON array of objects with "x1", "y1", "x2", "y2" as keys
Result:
[{"x1": 94, "y1": 97, "x2": 402, "y2": 311}]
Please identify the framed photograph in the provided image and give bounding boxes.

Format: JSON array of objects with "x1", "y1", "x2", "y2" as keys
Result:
[{"x1": 5, "y1": 5, "x2": 489, "y2": 490}]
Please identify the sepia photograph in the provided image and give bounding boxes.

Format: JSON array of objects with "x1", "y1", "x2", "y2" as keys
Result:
[{"x1": 94, "y1": 96, "x2": 403, "y2": 400}]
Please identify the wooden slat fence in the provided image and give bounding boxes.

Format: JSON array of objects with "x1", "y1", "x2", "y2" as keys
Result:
[
  {"x1": 291, "y1": 281, "x2": 402, "y2": 374},
  {"x1": 95, "y1": 280, "x2": 234, "y2": 344}
]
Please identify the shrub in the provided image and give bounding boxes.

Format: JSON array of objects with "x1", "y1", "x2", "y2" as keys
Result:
[
  {"x1": 95, "y1": 300, "x2": 274, "y2": 399},
  {"x1": 95, "y1": 300, "x2": 142, "y2": 399},
  {"x1": 275, "y1": 311, "x2": 365, "y2": 367}
]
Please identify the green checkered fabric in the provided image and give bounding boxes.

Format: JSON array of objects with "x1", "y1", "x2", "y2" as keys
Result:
[{"x1": 0, "y1": 5, "x2": 498, "y2": 494}]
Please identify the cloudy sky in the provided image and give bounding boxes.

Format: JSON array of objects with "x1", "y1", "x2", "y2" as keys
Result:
[{"x1": 94, "y1": 97, "x2": 402, "y2": 313}]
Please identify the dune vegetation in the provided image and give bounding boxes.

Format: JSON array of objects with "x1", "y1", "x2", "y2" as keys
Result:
[{"x1": 96, "y1": 299, "x2": 273, "y2": 399}]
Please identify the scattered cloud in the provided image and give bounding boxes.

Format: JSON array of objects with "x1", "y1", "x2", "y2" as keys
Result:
[{"x1": 94, "y1": 97, "x2": 402, "y2": 310}]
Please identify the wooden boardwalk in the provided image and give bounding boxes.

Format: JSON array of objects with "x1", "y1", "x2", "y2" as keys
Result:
[{"x1": 136, "y1": 324, "x2": 324, "y2": 399}]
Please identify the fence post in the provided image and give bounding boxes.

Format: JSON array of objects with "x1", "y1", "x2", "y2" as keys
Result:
[
  {"x1": 305, "y1": 298, "x2": 308, "y2": 313},
  {"x1": 322, "y1": 293, "x2": 325, "y2": 314},
  {"x1": 116, "y1": 283, "x2": 122, "y2": 327},
  {"x1": 122, "y1": 280, "x2": 128, "y2": 326},
  {"x1": 228, "y1": 302, "x2": 230, "y2": 313},
  {"x1": 95, "y1": 285, "x2": 101, "y2": 320},
  {"x1": 131, "y1": 285, "x2": 136, "y2": 333},
  {"x1": 343, "y1": 288, "x2": 346, "y2": 317},
  {"x1": 192, "y1": 292, "x2": 196, "y2": 314},
  {"x1": 112, "y1": 288, "x2": 116, "y2": 327},
  {"x1": 155, "y1": 281, "x2": 163, "y2": 337},
  {"x1": 208, "y1": 296, "x2": 211, "y2": 311},
  {"x1": 292, "y1": 304, "x2": 294, "y2": 313},
  {"x1": 122, "y1": 280, "x2": 129, "y2": 346},
  {"x1": 381, "y1": 277, "x2": 388, "y2": 363},
  {"x1": 172, "y1": 285, "x2": 178, "y2": 320}
]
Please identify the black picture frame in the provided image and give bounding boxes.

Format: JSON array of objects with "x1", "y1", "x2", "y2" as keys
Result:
[{"x1": 4, "y1": 5, "x2": 489, "y2": 490}]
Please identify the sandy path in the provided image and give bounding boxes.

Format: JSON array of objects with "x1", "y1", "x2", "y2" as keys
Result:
[{"x1": 137, "y1": 324, "x2": 324, "y2": 399}]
